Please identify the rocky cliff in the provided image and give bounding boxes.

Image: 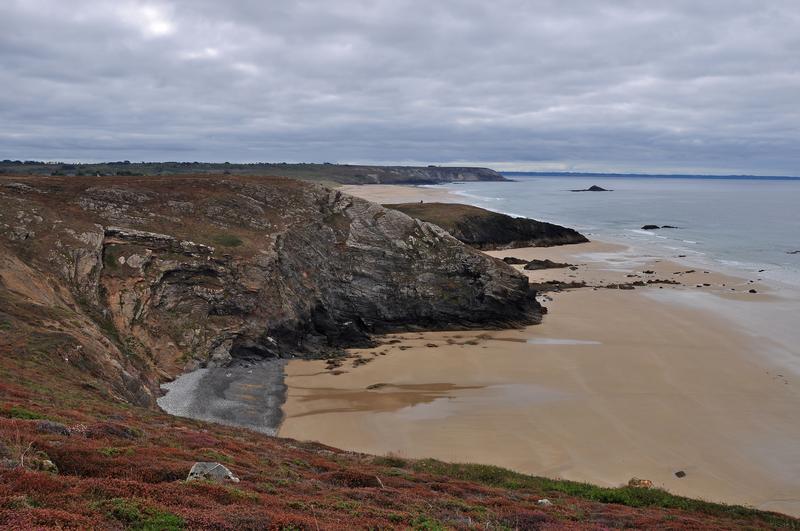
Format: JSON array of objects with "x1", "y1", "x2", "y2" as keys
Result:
[
  {"x1": 0, "y1": 175, "x2": 539, "y2": 407},
  {"x1": 385, "y1": 202, "x2": 589, "y2": 250}
]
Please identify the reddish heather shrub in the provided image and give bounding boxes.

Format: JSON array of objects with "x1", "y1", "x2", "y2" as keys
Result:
[
  {"x1": 318, "y1": 470, "x2": 383, "y2": 489},
  {"x1": 176, "y1": 429, "x2": 221, "y2": 449},
  {"x1": 0, "y1": 507, "x2": 100, "y2": 528},
  {"x1": 497, "y1": 510, "x2": 556, "y2": 529},
  {"x1": 0, "y1": 468, "x2": 65, "y2": 496},
  {"x1": 84, "y1": 422, "x2": 142, "y2": 440},
  {"x1": 182, "y1": 479, "x2": 256, "y2": 506}
]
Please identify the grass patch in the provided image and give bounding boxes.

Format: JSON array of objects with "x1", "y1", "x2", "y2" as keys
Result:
[
  {"x1": 99, "y1": 447, "x2": 135, "y2": 458},
  {"x1": 102, "y1": 498, "x2": 184, "y2": 530},
  {"x1": 4, "y1": 405, "x2": 47, "y2": 420},
  {"x1": 373, "y1": 455, "x2": 408, "y2": 468},
  {"x1": 333, "y1": 500, "x2": 360, "y2": 513},
  {"x1": 286, "y1": 500, "x2": 309, "y2": 511},
  {"x1": 201, "y1": 449, "x2": 233, "y2": 464},
  {"x1": 225, "y1": 487, "x2": 259, "y2": 502},
  {"x1": 411, "y1": 459, "x2": 798, "y2": 528},
  {"x1": 412, "y1": 514, "x2": 446, "y2": 530},
  {"x1": 210, "y1": 234, "x2": 243, "y2": 247}
]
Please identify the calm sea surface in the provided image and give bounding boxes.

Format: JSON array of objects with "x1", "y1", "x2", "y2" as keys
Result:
[{"x1": 437, "y1": 175, "x2": 800, "y2": 287}]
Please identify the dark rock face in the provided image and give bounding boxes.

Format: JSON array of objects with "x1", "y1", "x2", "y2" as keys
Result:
[
  {"x1": 502, "y1": 257, "x2": 528, "y2": 265},
  {"x1": 571, "y1": 185, "x2": 611, "y2": 192},
  {"x1": 0, "y1": 175, "x2": 540, "y2": 405},
  {"x1": 523, "y1": 259, "x2": 572, "y2": 271},
  {"x1": 384, "y1": 203, "x2": 588, "y2": 250}
]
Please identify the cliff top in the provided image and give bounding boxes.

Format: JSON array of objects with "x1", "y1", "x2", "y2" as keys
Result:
[{"x1": 0, "y1": 161, "x2": 506, "y2": 185}]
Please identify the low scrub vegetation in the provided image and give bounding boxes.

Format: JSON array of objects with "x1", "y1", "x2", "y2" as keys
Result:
[{"x1": 0, "y1": 342, "x2": 797, "y2": 529}]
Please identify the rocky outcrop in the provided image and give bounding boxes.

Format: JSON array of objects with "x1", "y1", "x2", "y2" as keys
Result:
[
  {"x1": 384, "y1": 203, "x2": 588, "y2": 250},
  {"x1": 570, "y1": 185, "x2": 611, "y2": 192},
  {"x1": 523, "y1": 259, "x2": 572, "y2": 271},
  {"x1": 0, "y1": 174, "x2": 540, "y2": 406},
  {"x1": 187, "y1": 462, "x2": 240, "y2": 483}
]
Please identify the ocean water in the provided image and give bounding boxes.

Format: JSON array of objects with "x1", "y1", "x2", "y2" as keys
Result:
[{"x1": 437, "y1": 175, "x2": 800, "y2": 287}]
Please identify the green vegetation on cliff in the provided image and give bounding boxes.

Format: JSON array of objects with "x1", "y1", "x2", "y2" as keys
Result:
[{"x1": 0, "y1": 161, "x2": 506, "y2": 185}]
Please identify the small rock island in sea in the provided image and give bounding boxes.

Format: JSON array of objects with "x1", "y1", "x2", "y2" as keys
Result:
[{"x1": 570, "y1": 184, "x2": 612, "y2": 192}]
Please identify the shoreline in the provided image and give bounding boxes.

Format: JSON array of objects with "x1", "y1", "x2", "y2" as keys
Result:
[
  {"x1": 157, "y1": 359, "x2": 287, "y2": 436},
  {"x1": 156, "y1": 182, "x2": 800, "y2": 515},
  {"x1": 276, "y1": 183, "x2": 800, "y2": 515}
]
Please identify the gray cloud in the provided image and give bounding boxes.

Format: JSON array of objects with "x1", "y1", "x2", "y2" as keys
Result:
[{"x1": 1, "y1": 0, "x2": 799, "y2": 174}]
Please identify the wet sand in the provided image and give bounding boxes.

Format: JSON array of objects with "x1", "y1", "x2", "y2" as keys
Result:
[
  {"x1": 279, "y1": 199, "x2": 800, "y2": 515},
  {"x1": 158, "y1": 360, "x2": 286, "y2": 436}
]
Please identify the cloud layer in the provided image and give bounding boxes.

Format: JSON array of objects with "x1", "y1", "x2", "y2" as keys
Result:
[{"x1": 1, "y1": 0, "x2": 799, "y2": 173}]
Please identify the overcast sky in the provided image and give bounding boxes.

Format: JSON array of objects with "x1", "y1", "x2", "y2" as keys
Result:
[{"x1": 1, "y1": 1, "x2": 799, "y2": 174}]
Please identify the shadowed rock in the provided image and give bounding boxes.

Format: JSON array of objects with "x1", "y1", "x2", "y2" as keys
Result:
[
  {"x1": 523, "y1": 259, "x2": 573, "y2": 271},
  {"x1": 187, "y1": 462, "x2": 240, "y2": 483},
  {"x1": 570, "y1": 185, "x2": 611, "y2": 192},
  {"x1": 384, "y1": 202, "x2": 588, "y2": 250}
]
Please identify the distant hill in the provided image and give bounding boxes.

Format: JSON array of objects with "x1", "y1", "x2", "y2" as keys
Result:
[{"x1": 0, "y1": 160, "x2": 506, "y2": 185}]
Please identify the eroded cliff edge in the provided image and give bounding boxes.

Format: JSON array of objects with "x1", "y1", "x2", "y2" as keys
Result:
[
  {"x1": 0, "y1": 175, "x2": 539, "y2": 408},
  {"x1": 385, "y1": 202, "x2": 589, "y2": 249}
]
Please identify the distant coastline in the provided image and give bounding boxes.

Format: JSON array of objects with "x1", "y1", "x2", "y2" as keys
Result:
[{"x1": 502, "y1": 171, "x2": 800, "y2": 180}]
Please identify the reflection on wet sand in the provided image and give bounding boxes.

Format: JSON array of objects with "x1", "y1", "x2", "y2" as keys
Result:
[{"x1": 285, "y1": 383, "x2": 483, "y2": 418}]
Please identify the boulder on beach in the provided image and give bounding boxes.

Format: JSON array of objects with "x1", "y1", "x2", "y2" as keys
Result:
[
  {"x1": 627, "y1": 477, "x2": 654, "y2": 489},
  {"x1": 523, "y1": 259, "x2": 573, "y2": 271},
  {"x1": 502, "y1": 257, "x2": 528, "y2": 265}
]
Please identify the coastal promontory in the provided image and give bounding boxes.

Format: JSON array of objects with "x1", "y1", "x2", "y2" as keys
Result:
[
  {"x1": 0, "y1": 174, "x2": 539, "y2": 406},
  {"x1": 384, "y1": 202, "x2": 589, "y2": 250}
]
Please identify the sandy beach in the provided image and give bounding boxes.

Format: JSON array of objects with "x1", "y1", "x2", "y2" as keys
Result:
[
  {"x1": 278, "y1": 184, "x2": 800, "y2": 515},
  {"x1": 337, "y1": 184, "x2": 465, "y2": 204}
]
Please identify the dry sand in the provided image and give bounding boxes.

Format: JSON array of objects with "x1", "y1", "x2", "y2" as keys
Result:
[
  {"x1": 279, "y1": 185, "x2": 800, "y2": 515},
  {"x1": 338, "y1": 183, "x2": 463, "y2": 204}
]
